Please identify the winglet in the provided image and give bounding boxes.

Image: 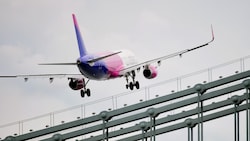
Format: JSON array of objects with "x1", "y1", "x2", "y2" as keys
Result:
[
  {"x1": 210, "y1": 24, "x2": 215, "y2": 43},
  {"x1": 72, "y1": 14, "x2": 87, "y2": 57}
]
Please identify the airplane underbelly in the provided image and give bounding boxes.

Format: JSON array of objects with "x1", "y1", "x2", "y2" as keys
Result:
[{"x1": 78, "y1": 63, "x2": 110, "y2": 80}]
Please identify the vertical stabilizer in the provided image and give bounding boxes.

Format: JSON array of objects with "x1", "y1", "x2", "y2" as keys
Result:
[{"x1": 72, "y1": 14, "x2": 87, "y2": 57}]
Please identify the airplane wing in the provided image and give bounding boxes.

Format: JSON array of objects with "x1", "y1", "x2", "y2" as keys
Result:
[
  {"x1": 0, "y1": 74, "x2": 84, "y2": 82},
  {"x1": 120, "y1": 26, "x2": 214, "y2": 75}
]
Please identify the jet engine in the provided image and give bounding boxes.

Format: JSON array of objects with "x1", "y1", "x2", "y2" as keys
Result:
[
  {"x1": 68, "y1": 78, "x2": 85, "y2": 90},
  {"x1": 143, "y1": 65, "x2": 158, "y2": 79}
]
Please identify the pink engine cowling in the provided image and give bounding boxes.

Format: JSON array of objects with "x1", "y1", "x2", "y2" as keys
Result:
[
  {"x1": 69, "y1": 78, "x2": 85, "y2": 90},
  {"x1": 143, "y1": 65, "x2": 158, "y2": 79}
]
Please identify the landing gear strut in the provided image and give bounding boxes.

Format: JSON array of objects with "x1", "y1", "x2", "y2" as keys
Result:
[{"x1": 125, "y1": 70, "x2": 140, "y2": 90}]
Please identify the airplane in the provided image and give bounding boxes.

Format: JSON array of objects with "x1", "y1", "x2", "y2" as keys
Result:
[{"x1": 0, "y1": 14, "x2": 214, "y2": 98}]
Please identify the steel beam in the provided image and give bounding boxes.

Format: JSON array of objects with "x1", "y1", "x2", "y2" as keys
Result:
[{"x1": 3, "y1": 70, "x2": 250, "y2": 141}]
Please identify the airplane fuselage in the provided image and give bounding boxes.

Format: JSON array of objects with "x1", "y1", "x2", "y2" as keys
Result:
[{"x1": 77, "y1": 50, "x2": 138, "y2": 80}]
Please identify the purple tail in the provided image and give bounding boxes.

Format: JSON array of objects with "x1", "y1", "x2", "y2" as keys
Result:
[{"x1": 72, "y1": 14, "x2": 87, "y2": 57}]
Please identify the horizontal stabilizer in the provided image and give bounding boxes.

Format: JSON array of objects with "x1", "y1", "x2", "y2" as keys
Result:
[
  {"x1": 87, "y1": 51, "x2": 122, "y2": 64},
  {"x1": 39, "y1": 63, "x2": 77, "y2": 65},
  {"x1": 0, "y1": 75, "x2": 17, "y2": 78}
]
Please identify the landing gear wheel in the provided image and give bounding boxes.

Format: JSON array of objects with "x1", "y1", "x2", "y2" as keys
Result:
[
  {"x1": 86, "y1": 89, "x2": 91, "y2": 97},
  {"x1": 129, "y1": 82, "x2": 134, "y2": 90},
  {"x1": 135, "y1": 81, "x2": 140, "y2": 89},
  {"x1": 126, "y1": 84, "x2": 129, "y2": 89},
  {"x1": 80, "y1": 90, "x2": 85, "y2": 98},
  {"x1": 80, "y1": 89, "x2": 91, "y2": 98}
]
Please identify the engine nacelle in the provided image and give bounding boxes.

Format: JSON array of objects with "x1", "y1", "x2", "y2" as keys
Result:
[
  {"x1": 69, "y1": 78, "x2": 85, "y2": 90},
  {"x1": 143, "y1": 65, "x2": 158, "y2": 79}
]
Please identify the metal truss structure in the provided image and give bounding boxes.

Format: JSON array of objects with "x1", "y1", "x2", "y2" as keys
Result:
[{"x1": 2, "y1": 70, "x2": 250, "y2": 141}]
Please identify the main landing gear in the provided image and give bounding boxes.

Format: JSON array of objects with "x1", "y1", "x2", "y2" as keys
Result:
[
  {"x1": 80, "y1": 79, "x2": 91, "y2": 98},
  {"x1": 125, "y1": 70, "x2": 140, "y2": 90}
]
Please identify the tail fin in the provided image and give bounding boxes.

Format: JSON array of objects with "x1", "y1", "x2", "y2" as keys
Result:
[{"x1": 72, "y1": 14, "x2": 87, "y2": 57}]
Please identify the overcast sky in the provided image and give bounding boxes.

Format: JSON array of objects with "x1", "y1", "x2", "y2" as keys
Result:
[{"x1": 0, "y1": 0, "x2": 250, "y2": 140}]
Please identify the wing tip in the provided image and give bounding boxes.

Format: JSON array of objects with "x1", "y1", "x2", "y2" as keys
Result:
[{"x1": 210, "y1": 24, "x2": 215, "y2": 43}]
